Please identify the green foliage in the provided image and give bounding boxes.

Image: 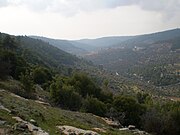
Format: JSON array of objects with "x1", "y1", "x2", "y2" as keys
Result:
[
  {"x1": 133, "y1": 65, "x2": 180, "y2": 86},
  {"x1": 69, "y1": 73, "x2": 101, "y2": 98},
  {"x1": 49, "y1": 73, "x2": 111, "y2": 114},
  {"x1": 2, "y1": 35, "x2": 18, "y2": 50},
  {"x1": 141, "y1": 102, "x2": 180, "y2": 135},
  {"x1": 99, "y1": 90, "x2": 113, "y2": 104},
  {"x1": 113, "y1": 95, "x2": 146, "y2": 126},
  {"x1": 19, "y1": 70, "x2": 35, "y2": 99},
  {"x1": 19, "y1": 36, "x2": 80, "y2": 68},
  {"x1": 32, "y1": 66, "x2": 52, "y2": 85},
  {"x1": 0, "y1": 50, "x2": 11, "y2": 79},
  {"x1": 83, "y1": 96, "x2": 107, "y2": 116},
  {"x1": 136, "y1": 92, "x2": 150, "y2": 104},
  {"x1": 0, "y1": 35, "x2": 28, "y2": 79},
  {"x1": 50, "y1": 77, "x2": 82, "y2": 111}
]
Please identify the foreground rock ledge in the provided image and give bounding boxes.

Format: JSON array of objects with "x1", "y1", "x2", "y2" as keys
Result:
[
  {"x1": 12, "y1": 117, "x2": 49, "y2": 135},
  {"x1": 57, "y1": 125, "x2": 99, "y2": 135}
]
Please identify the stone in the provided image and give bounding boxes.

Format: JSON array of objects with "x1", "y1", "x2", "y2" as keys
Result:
[
  {"x1": 18, "y1": 122, "x2": 28, "y2": 129},
  {"x1": 30, "y1": 119, "x2": 37, "y2": 125},
  {"x1": 119, "y1": 128, "x2": 129, "y2": 131},
  {"x1": 101, "y1": 117, "x2": 122, "y2": 128},
  {"x1": 92, "y1": 128, "x2": 106, "y2": 133},
  {"x1": 0, "y1": 105, "x2": 11, "y2": 113},
  {"x1": 0, "y1": 120, "x2": 6, "y2": 125},
  {"x1": 12, "y1": 116, "x2": 49, "y2": 135},
  {"x1": 128, "y1": 125, "x2": 136, "y2": 130},
  {"x1": 57, "y1": 125, "x2": 99, "y2": 135}
]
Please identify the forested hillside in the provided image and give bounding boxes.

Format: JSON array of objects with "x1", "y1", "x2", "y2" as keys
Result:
[
  {"x1": 31, "y1": 36, "x2": 87, "y2": 56},
  {"x1": 85, "y1": 29, "x2": 180, "y2": 90}
]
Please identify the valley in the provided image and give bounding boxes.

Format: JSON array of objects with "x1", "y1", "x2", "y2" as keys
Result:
[{"x1": 0, "y1": 29, "x2": 180, "y2": 135}]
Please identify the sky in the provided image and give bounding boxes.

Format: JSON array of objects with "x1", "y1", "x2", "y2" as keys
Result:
[{"x1": 0, "y1": 0, "x2": 180, "y2": 39}]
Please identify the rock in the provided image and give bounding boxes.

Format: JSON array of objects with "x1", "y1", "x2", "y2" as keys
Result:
[
  {"x1": 0, "y1": 128, "x2": 11, "y2": 135},
  {"x1": 0, "y1": 105, "x2": 11, "y2": 113},
  {"x1": 69, "y1": 132, "x2": 76, "y2": 135},
  {"x1": 57, "y1": 125, "x2": 99, "y2": 135},
  {"x1": 10, "y1": 93, "x2": 28, "y2": 101},
  {"x1": 13, "y1": 123, "x2": 26, "y2": 131},
  {"x1": 101, "y1": 117, "x2": 122, "y2": 128},
  {"x1": 12, "y1": 116, "x2": 49, "y2": 135},
  {"x1": 0, "y1": 120, "x2": 6, "y2": 125},
  {"x1": 92, "y1": 128, "x2": 106, "y2": 133},
  {"x1": 128, "y1": 125, "x2": 136, "y2": 130},
  {"x1": 30, "y1": 119, "x2": 37, "y2": 125},
  {"x1": 12, "y1": 117, "x2": 24, "y2": 122},
  {"x1": 133, "y1": 129, "x2": 149, "y2": 135},
  {"x1": 18, "y1": 122, "x2": 28, "y2": 129},
  {"x1": 119, "y1": 128, "x2": 129, "y2": 131},
  {"x1": 0, "y1": 89, "x2": 6, "y2": 92},
  {"x1": 35, "y1": 100, "x2": 50, "y2": 106}
]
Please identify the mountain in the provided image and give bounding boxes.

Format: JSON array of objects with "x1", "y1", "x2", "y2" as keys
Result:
[
  {"x1": 85, "y1": 29, "x2": 180, "y2": 88},
  {"x1": 112, "y1": 28, "x2": 180, "y2": 48},
  {"x1": 30, "y1": 36, "x2": 88, "y2": 56},
  {"x1": 0, "y1": 33, "x2": 86, "y2": 77},
  {"x1": 74, "y1": 36, "x2": 133, "y2": 51},
  {"x1": 20, "y1": 36, "x2": 81, "y2": 67}
]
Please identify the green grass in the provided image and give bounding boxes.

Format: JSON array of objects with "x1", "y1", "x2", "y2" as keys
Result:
[
  {"x1": 0, "y1": 89, "x2": 135, "y2": 135},
  {"x1": 0, "y1": 79, "x2": 139, "y2": 135}
]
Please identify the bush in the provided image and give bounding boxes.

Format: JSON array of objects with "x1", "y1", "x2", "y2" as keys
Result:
[
  {"x1": 83, "y1": 96, "x2": 107, "y2": 116},
  {"x1": 50, "y1": 78, "x2": 82, "y2": 111},
  {"x1": 32, "y1": 67, "x2": 52, "y2": 85},
  {"x1": 70, "y1": 73, "x2": 101, "y2": 98},
  {"x1": 141, "y1": 102, "x2": 180, "y2": 135},
  {"x1": 19, "y1": 71, "x2": 35, "y2": 99},
  {"x1": 113, "y1": 95, "x2": 146, "y2": 126}
]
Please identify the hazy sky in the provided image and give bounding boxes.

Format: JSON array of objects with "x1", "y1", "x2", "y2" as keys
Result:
[{"x1": 0, "y1": 0, "x2": 180, "y2": 39}]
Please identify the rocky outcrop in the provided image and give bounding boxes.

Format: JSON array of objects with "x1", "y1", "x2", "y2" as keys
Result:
[
  {"x1": 10, "y1": 93, "x2": 28, "y2": 101},
  {"x1": 57, "y1": 125, "x2": 99, "y2": 135},
  {"x1": 12, "y1": 117, "x2": 49, "y2": 135},
  {"x1": 101, "y1": 117, "x2": 122, "y2": 128},
  {"x1": 35, "y1": 100, "x2": 50, "y2": 106},
  {"x1": 119, "y1": 126, "x2": 150, "y2": 135},
  {"x1": 92, "y1": 128, "x2": 106, "y2": 133},
  {"x1": 0, "y1": 104, "x2": 11, "y2": 113},
  {"x1": 128, "y1": 125, "x2": 136, "y2": 130}
]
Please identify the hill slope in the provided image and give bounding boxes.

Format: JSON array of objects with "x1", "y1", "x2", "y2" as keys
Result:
[
  {"x1": 74, "y1": 36, "x2": 133, "y2": 51},
  {"x1": 31, "y1": 36, "x2": 88, "y2": 56},
  {"x1": 85, "y1": 29, "x2": 180, "y2": 90}
]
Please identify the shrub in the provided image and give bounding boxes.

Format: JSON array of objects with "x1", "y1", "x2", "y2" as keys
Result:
[
  {"x1": 19, "y1": 71, "x2": 35, "y2": 99},
  {"x1": 83, "y1": 96, "x2": 107, "y2": 116},
  {"x1": 113, "y1": 95, "x2": 146, "y2": 126},
  {"x1": 32, "y1": 67, "x2": 52, "y2": 85},
  {"x1": 50, "y1": 78, "x2": 82, "y2": 111}
]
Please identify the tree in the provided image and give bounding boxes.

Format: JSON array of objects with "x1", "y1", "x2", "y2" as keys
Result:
[
  {"x1": 70, "y1": 73, "x2": 101, "y2": 98},
  {"x1": 19, "y1": 70, "x2": 35, "y2": 98},
  {"x1": 50, "y1": 77, "x2": 82, "y2": 111},
  {"x1": 2, "y1": 35, "x2": 17, "y2": 50},
  {"x1": 113, "y1": 95, "x2": 146, "y2": 126},
  {"x1": 83, "y1": 96, "x2": 107, "y2": 116},
  {"x1": 32, "y1": 67, "x2": 52, "y2": 85},
  {"x1": 0, "y1": 49, "x2": 12, "y2": 79}
]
